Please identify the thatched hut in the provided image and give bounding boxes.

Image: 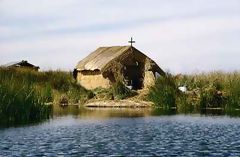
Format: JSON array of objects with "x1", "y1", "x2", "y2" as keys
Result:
[
  {"x1": 3, "y1": 60, "x2": 39, "y2": 71},
  {"x1": 75, "y1": 46, "x2": 164, "y2": 90}
]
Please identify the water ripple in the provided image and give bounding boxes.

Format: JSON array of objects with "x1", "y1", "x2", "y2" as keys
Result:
[{"x1": 0, "y1": 115, "x2": 240, "y2": 156}]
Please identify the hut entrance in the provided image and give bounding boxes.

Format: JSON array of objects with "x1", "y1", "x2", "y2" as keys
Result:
[{"x1": 123, "y1": 63, "x2": 144, "y2": 90}]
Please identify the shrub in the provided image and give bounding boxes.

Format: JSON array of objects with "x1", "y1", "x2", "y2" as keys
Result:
[
  {"x1": 67, "y1": 82, "x2": 94, "y2": 104},
  {"x1": 92, "y1": 88, "x2": 113, "y2": 100},
  {"x1": 112, "y1": 81, "x2": 136, "y2": 100},
  {"x1": 148, "y1": 73, "x2": 177, "y2": 109}
]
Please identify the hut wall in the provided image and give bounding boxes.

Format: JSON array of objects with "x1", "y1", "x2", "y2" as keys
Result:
[
  {"x1": 77, "y1": 71, "x2": 111, "y2": 89},
  {"x1": 143, "y1": 71, "x2": 155, "y2": 88}
]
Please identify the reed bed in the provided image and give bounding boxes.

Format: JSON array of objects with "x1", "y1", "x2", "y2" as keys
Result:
[
  {"x1": 0, "y1": 68, "x2": 92, "y2": 126},
  {"x1": 148, "y1": 71, "x2": 240, "y2": 114},
  {"x1": 148, "y1": 73, "x2": 178, "y2": 110}
]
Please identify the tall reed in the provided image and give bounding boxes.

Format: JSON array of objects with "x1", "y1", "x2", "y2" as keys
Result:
[
  {"x1": 177, "y1": 72, "x2": 240, "y2": 111},
  {"x1": 0, "y1": 68, "x2": 92, "y2": 126},
  {"x1": 148, "y1": 71, "x2": 240, "y2": 114},
  {"x1": 0, "y1": 68, "x2": 52, "y2": 126},
  {"x1": 148, "y1": 73, "x2": 177, "y2": 110}
]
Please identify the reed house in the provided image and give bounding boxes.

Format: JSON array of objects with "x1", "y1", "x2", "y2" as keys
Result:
[
  {"x1": 75, "y1": 46, "x2": 165, "y2": 90},
  {"x1": 3, "y1": 60, "x2": 39, "y2": 71}
]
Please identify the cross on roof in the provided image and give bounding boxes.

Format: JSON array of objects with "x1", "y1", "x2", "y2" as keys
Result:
[{"x1": 128, "y1": 37, "x2": 135, "y2": 47}]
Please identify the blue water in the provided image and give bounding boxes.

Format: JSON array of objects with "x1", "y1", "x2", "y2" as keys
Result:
[{"x1": 1, "y1": 109, "x2": 240, "y2": 156}]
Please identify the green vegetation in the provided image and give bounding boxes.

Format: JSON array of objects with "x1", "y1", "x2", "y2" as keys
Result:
[
  {"x1": 148, "y1": 71, "x2": 240, "y2": 114},
  {"x1": 92, "y1": 81, "x2": 136, "y2": 100},
  {"x1": 112, "y1": 81, "x2": 136, "y2": 100},
  {"x1": 148, "y1": 73, "x2": 178, "y2": 110},
  {"x1": 2, "y1": 66, "x2": 240, "y2": 126},
  {"x1": 0, "y1": 68, "x2": 92, "y2": 126}
]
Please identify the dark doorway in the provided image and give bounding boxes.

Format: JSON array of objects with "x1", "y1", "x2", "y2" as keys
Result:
[{"x1": 123, "y1": 63, "x2": 144, "y2": 90}]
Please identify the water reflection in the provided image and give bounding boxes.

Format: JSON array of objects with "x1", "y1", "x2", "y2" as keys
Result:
[
  {"x1": 1, "y1": 105, "x2": 240, "y2": 156},
  {"x1": 1, "y1": 113, "x2": 240, "y2": 156},
  {"x1": 53, "y1": 104, "x2": 240, "y2": 118},
  {"x1": 202, "y1": 108, "x2": 240, "y2": 117},
  {"x1": 54, "y1": 105, "x2": 154, "y2": 118}
]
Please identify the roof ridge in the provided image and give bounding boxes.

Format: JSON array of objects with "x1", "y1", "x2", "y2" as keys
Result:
[
  {"x1": 76, "y1": 46, "x2": 132, "y2": 71},
  {"x1": 98, "y1": 45, "x2": 131, "y2": 49}
]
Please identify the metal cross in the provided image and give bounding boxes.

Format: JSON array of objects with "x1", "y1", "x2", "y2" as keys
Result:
[{"x1": 128, "y1": 37, "x2": 135, "y2": 47}]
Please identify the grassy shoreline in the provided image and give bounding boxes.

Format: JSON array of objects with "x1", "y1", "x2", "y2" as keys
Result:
[
  {"x1": 0, "y1": 68, "x2": 92, "y2": 126},
  {"x1": 1, "y1": 68, "x2": 240, "y2": 126},
  {"x1": 148, "y1": 72, "x2": 240, "y2": 114}
]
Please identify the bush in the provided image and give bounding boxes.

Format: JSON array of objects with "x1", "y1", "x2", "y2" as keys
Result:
[
  {"x1": 67, "y1": 82, "x2": 94, "y2": 104},
  {"x1": 112, "y1": 81, "x2": 136, "y2": 100},
  {"x1": 148, "y1": 73, "x2": 177, "y2": 109},
  {"x1": 92, "y1": 88, "x2": 114, "y2": 100}
]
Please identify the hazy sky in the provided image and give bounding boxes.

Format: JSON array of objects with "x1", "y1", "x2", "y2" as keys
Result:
[{"x1": 0, "y1": 0, "x2": 240, "y2": 73}]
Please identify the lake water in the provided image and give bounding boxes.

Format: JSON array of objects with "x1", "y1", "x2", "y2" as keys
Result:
[{"x1": 1, "y1": 107, "x2": 240, "y2": 156}]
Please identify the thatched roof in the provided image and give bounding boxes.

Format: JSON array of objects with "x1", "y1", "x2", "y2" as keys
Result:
[
  {"x1": 76, "y1": 46, "x2": 130, "y2": 71},
  {"x1": 76, "y1": 46, "x2": 164, "y2": 74}
]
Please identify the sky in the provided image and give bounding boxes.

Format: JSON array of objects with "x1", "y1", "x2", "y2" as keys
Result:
[{"x1": 0, "y1": 0, "x2": 240, "y2": 74}]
